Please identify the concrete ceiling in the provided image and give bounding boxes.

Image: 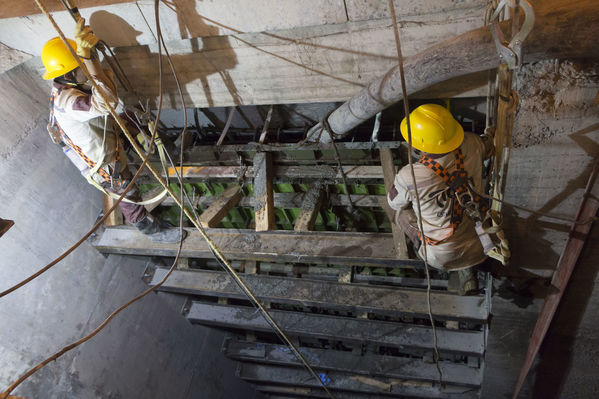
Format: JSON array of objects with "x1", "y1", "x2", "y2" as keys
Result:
[{"x1": 0, "y1": 0, "x2": 489, "y2": 106}]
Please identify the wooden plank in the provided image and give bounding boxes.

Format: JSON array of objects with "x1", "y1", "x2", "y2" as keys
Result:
[
  {"x1": 512, "y1": 159, "x2": 599, "y2": 399},
  {"x1": 253, "y1": 152, "x2": 275, "y2": 231},
  {"x1": 160, "y1": 192, "x2": 384, "y2": 209},
  {"x1": 294, "y1": 183, "x2": 323, "y2": 231},
  {"x1": 236, "y1": 363, "x2": 479, "y2": 398},
  {"x1": 93, "y1": 226, "x2": 420, "y2": 267},
  {"x1": 224, "y1": 339, "x2": 483, "y2": 386},
  {"x1": 216, "y1": 107, "x2": 236, "y2": 146},
  {"x1": 150, "y1": 267, "x2": 488, "y2": 320},
  {"x1": 379, "y1": 148, "x2": 408, "y2": 257},
  {"x1": 492, "y1": 63, "x2": 515, "y2": 211},
  {"x1": 187, "y1": 302, "x2": 485, "y2": 355},
  {"x1": 187, "y1": 141, "x2": 403, "y2": 153},
  {"x1": 199, "y1": 185, "x2": 242, "y2": 227},
  {"x1": 102, "y1": 194, "x2": 123, "y2": 226},
  {"x1": 164, "y1": 164, "x2": 384, "y2": 181}
]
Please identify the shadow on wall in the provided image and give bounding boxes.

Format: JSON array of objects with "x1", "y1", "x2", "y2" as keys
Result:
[
  {"x1": 91, "y1": 1, "x2": 240, "y2": 110},
  {"x1": 532, "y1": 224, "x2": 599, "y2": 398},
  {"x1": 530, "y1": 123, "x2": 599, "y2": 398}
]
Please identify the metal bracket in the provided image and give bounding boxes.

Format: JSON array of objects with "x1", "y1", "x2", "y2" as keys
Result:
[{"x1": 489, "y1": 0, "x2": 535, "y2": 69}]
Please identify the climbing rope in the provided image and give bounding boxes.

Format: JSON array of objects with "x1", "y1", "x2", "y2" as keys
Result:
[{"x1": 387, "y1": 0, "x2": 443, "y2": 384}]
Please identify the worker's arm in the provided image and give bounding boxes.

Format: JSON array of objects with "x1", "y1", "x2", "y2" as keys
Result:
[
  {"x1": 59, "y1": 19, "x2": 118, "y2": 118},
  {"x1": 83, "y1": 56, "x2": 119, "y2": 113},
  {"x1": 387, "y1": 169, "x2": 412, "y2": 211}
]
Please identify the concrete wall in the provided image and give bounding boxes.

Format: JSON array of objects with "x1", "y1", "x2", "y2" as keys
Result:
[
  {"x1": 482, "y1": 59, "x2": 599, "y2": 398},
  {"x1": 0, "y1": 58, "x2": 259, "y2": 398}
]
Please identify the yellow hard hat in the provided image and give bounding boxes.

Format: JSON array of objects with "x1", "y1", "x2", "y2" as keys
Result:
[
  {"x1": 400, "y1": 104, "x2": 464, "y2": 154},
  {"x1": 41, "y1": 37, "x2": 79, "y2": 80}
]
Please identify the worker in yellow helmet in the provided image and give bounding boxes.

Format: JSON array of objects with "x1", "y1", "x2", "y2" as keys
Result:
[
  {"x1": 42, "y1": 19, "x2": 185, "y2": 243},
  {"x1": 387, "y1": 104, "x2": 495, "y2": 295}
]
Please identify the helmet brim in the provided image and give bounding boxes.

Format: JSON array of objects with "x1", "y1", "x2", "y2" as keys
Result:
[{"x1": 401, "y1": 118, "x2": 464, "y2": 154}]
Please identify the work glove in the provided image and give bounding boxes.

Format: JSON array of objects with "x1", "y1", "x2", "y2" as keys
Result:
[{"x1": 74, "y1": 18, "x2": 98, "y2": 59}]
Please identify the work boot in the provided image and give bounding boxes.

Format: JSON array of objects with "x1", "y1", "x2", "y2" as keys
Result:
[
  {"x1": 457, "y1": 268, "x2": 479, "y2": 296},
  {"x1": 133, "y1": 215, "x2": 187, "y2": 244}
]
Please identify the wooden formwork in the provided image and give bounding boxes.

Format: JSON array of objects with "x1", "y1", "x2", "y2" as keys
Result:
[{"x1": 93, "y1": 140, "x2": 491, "y2": 398}]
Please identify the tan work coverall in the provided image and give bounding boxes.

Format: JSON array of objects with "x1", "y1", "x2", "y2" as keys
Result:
[
  {"x1": 387, "y1": 132, "x2": 494, "y2": 271},
  {"x1": 51, "y1": 70, "x2": 125, "y2": 186}
]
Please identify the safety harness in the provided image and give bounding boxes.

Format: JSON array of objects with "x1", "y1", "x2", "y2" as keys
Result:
[
  {"x1": 49, "y1": 87, "x2": 125, "y2": 188},
  {"x1": 48, "y1": 85, "x2": 168, "y2": 205},
  {"x1": 417, "y1": 148, "x2": 510, "y2": 265},
  {"x1": 417, "y1": 148, "x2": 489, "y2": 245}
]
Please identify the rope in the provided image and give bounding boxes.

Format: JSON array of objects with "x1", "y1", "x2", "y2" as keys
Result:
[
  {"x1": 1, "y1": 2, "x2": 336, "y2": 399},
  {"x1": 387, "y1": 0, "x2": 443, "y2": 384}
]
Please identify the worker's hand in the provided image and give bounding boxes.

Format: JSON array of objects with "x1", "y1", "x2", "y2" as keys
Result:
[{"x1": 74, "y1": 18, "x2": 98, "y2": 59}]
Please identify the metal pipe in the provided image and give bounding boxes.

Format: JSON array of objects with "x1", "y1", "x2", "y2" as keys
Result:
[{"x1": 307, "y1": 1, "x2": 599, "y2": 141}]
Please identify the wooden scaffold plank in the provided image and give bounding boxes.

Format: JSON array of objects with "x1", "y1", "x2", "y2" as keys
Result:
[
  {"x1": 294, "y1": 183, "x2": 323, "y2": 231},
  {"x1": 186, "y1": 302, "x2": 485, "y2": 356},
  {"x1": 236, "y1": 363, "x2": 479, "y2": 398},
  {"x1": 379, "y1": 148, "x2": 408, "y2": 257},
  {"x1": 223, "y1": 338, "x2": 482, "y2": 386},
  {"x1": 151, "y1": 268, "x2": 488, "y2": 321},
  {"x1": 164, "y1": 164, "x2": 384, "y2": 182},
  {"x1": 93, "y1": 226, "x2": 420, "y2": 267},
  {"x1": 160, "y1": 192, "x2": 384, "y2": 209},
  {"x1": 253, "y1": 152, "x2": 275, "y2": 231}
]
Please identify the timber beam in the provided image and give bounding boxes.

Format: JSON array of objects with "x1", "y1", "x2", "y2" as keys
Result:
[
  {"x1": 161, "y1": 164, "x2": 384, "y2": 183},
  {"x1": 93, "y1": 226, "x2": 421, "y2": 267},
  {"x1": 253, "y1": 152, "x2": 275, "y2": 230},
  {"x1": 236, "y1": 363, "x2": 479, "y2": 398},
  {"x1": 294, "y1": 183, "x2": 323, "y2": 231},
  {"x1": 160, "y1": 192, "x2": 385, "y2": 209},
  {"x1": 186, "y1": 302, "x2": 485, "y2": 356},
  {"x1": 148, "y1": 267, "x2": 488, "y2": 320},
  {"x1": 198, "y1": 185, "x2": 242, "y2": 227},
  {"x1": 223, "y1": 338, "x2": 482, "y2": 386}
]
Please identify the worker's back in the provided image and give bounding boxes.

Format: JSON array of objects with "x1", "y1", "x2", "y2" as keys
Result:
[{"x1": 392, "y1": 132, "x2": 492, "y2": 270}]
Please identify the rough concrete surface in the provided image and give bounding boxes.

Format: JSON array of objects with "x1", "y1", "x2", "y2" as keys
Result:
[
  {"x1": 0, "y1": 59, "x2": 259, "y2": 398},
  {"x1": 0, "y1": 43, "x2": 32, "y2": 74},
  {"x1": 482, "y1": 59, "x2": 599, "y2": 398}
]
